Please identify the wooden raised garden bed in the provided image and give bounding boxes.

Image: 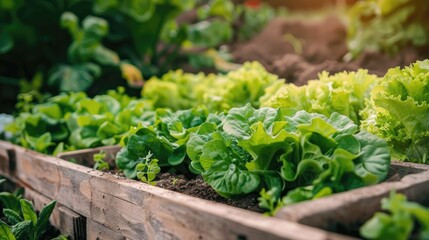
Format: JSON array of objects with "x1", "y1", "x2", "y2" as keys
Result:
[
  {"x1": 0, "y1": 140, "x2": 353, "y2": 240},
  {"x1": 2, "y1": 140, "x2": 429, "y2": 239}
]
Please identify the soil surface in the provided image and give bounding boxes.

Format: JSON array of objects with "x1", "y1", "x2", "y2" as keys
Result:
[
  {"x1": 230, "y1": 16, "x2": 428, "y2": 85},
  {"x1": 156, "y1": 172, "x2": 262, "y2": 212},
  {"x1": 81, "y1": 151, "x2": 263, "y2": 212}
]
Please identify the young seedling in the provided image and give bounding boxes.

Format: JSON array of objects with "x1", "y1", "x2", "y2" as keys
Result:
[
  {"x1": 93, "y1": 151, "x2": 110, "y2": 171},
  {"x1": 136, "y1": 151, "x2": 161, "y2": 186}
]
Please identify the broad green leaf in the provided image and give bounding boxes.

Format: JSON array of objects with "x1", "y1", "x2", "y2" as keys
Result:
[
  {"x1": 3, "y1": 209, "x2": 23, "y2": 226},
  {"x1": 36, "y1": 200, "x2": 56, "y2": 238},
  {"x1": 354, "y1": 131, "x2": 391, "y2": 184},
  {"x1": 11, "y1": 220, "x2": 32, "y2": 240},
  {"x1": 0, "y1": 193, "x2": 21, "y2": 213},
  {"x1": 96, "y1": 122, "x2": 120, "y2": 139},
  {"x1": 202, "y1": 160, "x2": 260, "y2": 197},
  {"x1": 48, "y1": 64, "x2": 101, "y2": 92},
  {"x1": 20, "y1": 199, "x2": 37, "y2": 226},
  {"x1": 200, "y1": 139, "x2": 229, "y2": 170},
  {"x1": 0, "y1": 220, "x2": 15, "y2": 240},
  {"x1": 188, "y1": 20, "x2": 233, "y2": 48},
  {"x1": 240, "y1": 122, "x2": 294, "y2": 170}
]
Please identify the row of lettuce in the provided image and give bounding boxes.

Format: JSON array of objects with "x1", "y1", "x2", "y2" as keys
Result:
[{"x1": 3, "y1": 60, "x2": 429, "y2": 215}]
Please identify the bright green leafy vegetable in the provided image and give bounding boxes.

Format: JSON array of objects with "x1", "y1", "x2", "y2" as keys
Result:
[
  {"x1": 116, "y1": 106, "x2": 210, "y2": 178},
  {"x1": 361, "y1": 60, "x2": 429, "y2": 163},
  {"x1": 186, "y1": 104, "x2": 390, "y2": 209},
  {"x1": 360, "y1": 191, "x2": 429, "y2": 240},
  {"x1": 6, "y1": 88, "x2": 154, "y2": 154},
  {"x1": 260, "y1": 70, "x2": 379, "y2": 124},
  {"x1": 143, "y1": 62, "x2": 280, "y2": 112}
]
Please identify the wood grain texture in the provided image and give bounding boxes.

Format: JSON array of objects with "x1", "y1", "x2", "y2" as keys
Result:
[
  {"x1": 0, "y1": 141, "x2": 354, "y2": 240},
  {"x1": 87, "y1": 219, "x2": 126, "y2": 240},
  {"x1": 58, "y1": 206, "x2": 86, "y2": 240}
]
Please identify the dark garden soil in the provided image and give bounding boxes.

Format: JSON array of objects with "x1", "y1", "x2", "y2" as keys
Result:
[
  {"x1": 93, "y1": 159, "x2": 425, "y2": 216},
  {"x1": 156, "y1": 172, "x2": 262, "y2": 212},
  {"x1": 230, "y1": 16, "x2": 428, "y2": 85},
  {"x1": 82, "y1": 154, "x2": 262, "y2": 213}
]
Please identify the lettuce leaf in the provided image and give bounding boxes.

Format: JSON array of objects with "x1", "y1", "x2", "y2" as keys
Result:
[
  {"x1": 185, "y1": 105, "x2": 390, "y2": 207},
  {"x1": 361, "y1": 60, "x2": 429, "y2": 163},
  {"x1": 143, "y1": 62, "x2": 279, "y2": 112},
  {"x1": 261, "y1": 70, "x2": 379, "y2": 124}
]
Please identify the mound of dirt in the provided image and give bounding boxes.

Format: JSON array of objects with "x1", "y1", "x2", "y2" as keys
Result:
[{"x1": 231, "y1": 15, "x2": 427, "y2": 84}]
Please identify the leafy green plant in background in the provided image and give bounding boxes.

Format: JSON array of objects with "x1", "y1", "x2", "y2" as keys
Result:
[
  {"x1": 346, "y1": 0, "x2": 429, "y2": 59},
  {"x1": 5, "y1": 88, "x2": 154, "y2": 154},
  {"x1": 0, "y1": 0, "x2": 277, "y2": 113},
  {"x1": 260, "y1": 70, "x2": 379, "y2": 124},
  {"x1": 49, "y1": 12, "x2": 143, "y2": 92},
  {"x1": 361, "y1": 60, "x2": 429, "y2": 163},
  {"x1": 360, "y1": 191, "x2": 429, "y2": 240},
  {"x1": 143, "y1": 62, "x2": 280, "y2": 112}
]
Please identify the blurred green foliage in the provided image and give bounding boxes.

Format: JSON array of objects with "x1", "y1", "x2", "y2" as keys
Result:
[{"x1": 0, "y1": 0, "x2": 277, "y2": 113}]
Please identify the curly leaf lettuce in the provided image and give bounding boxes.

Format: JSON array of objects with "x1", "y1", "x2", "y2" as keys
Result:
[
  {"x1": 361, "y1": 60, "x2": 429, "y2": 163},
  {"x1": 261, "y1": 70, "x2": 379, "y2": 124},
  {"x1": 143, "y1": 62, "x2": 280, "y2": 112}
]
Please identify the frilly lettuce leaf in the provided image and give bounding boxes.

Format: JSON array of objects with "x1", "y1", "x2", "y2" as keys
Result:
[
  {"x1": 261, "y1": 70, "x2": 379, "y2": 124},
  {"x1": 143, "y1": 62, "x2": 279, "y2": 112},
  {"x1": 361, "y1": 60, "x2": 429, "y2": 163}
]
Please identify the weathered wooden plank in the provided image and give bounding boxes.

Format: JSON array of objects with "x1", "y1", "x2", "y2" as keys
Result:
[
  {"x1": 3, "y1": 142, "x2": 354, "y2": 240},
  {"x1": 275, "y1": 162, "x2": 429, "y2": 234},
  {"x1": 0, "y1": 140, "x2": 16, "y2": 179},
  {"x1": 86, "y1": 219, "x2": 126, "y2": 240},
  {"x1": 58, "y1": 207, "x2": 86, "y2": 240},
  {"x1": 57, "y1": 145, "x2": 120, "y2": 167}
]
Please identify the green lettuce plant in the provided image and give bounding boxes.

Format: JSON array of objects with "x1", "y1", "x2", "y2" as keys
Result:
[
  {"x1": 260, "y1": 70, "x2": 379, "y2": 124},
  {"x1": 116, "y1": 106, "x2": 211, "y2": 178},
  {"x1": 143, "y1": 62, "x2": 280, "y2": 112},
  {"x1": 187, "y1": 104, "x2": 390, "y2": 204},
  {"x1": 6, "y1": 88, "x2": 154, "y2": 154},
  {"x1": 361, "y1": 60, "x2": 429, "y2": 163},
  {"x1": 117, "y1": 103, "x2": 390, "y2": 212}
]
